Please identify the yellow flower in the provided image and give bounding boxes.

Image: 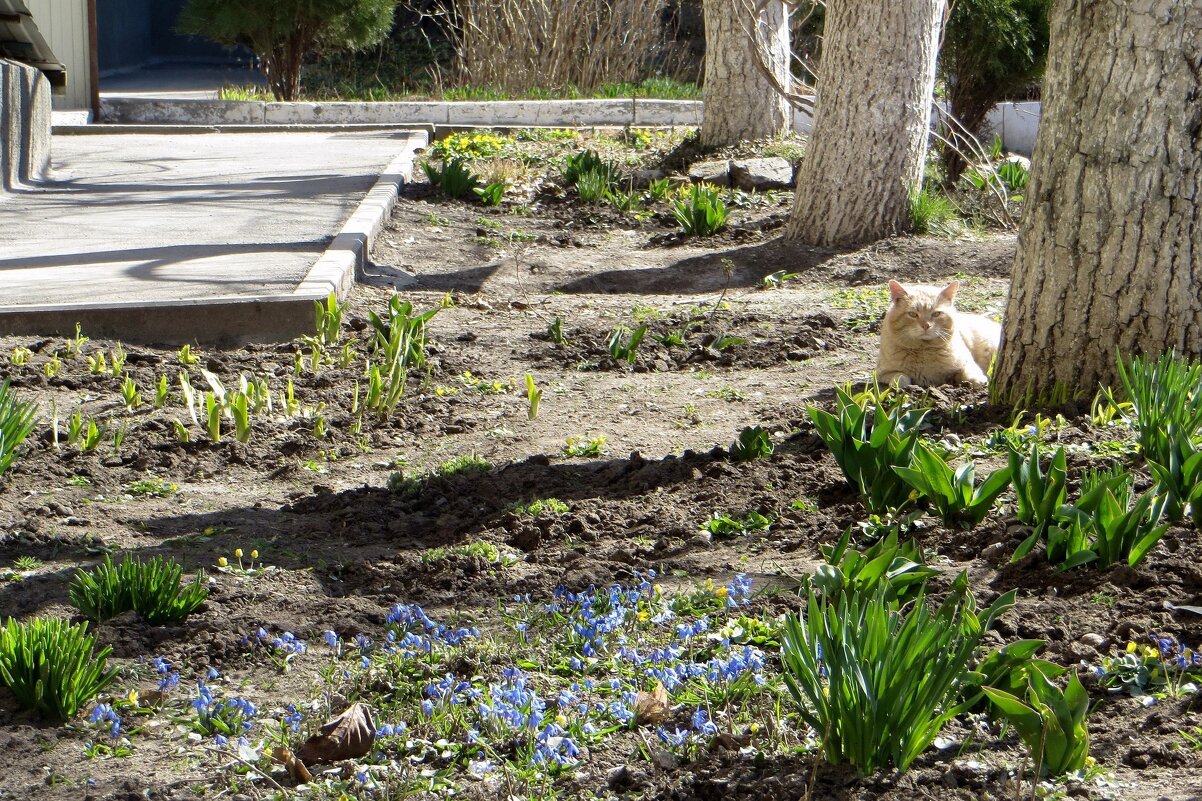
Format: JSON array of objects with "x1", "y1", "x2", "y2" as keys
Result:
[
  {"x1": 127, "y1": 689, "x2": 139, "y2": 704},
  {"x1": 715, "y1": 586, "x2": 729, "y2": 599},
  {"x1": 250, "y1": 549, "x2": 259, "y2": 559},
  {"x1": 637, "y1": 611, "x2": 650, "y2": 622},
  {"x1": 653, "y1": 584, "x2": 664, "y2": 597},
  {"x1": 749, "y1": 722, "x2": 760, "y2": 734},
  {"x1": 1127, "y1": 641, "x2": 1137, "y2": 653},
  {"x1": 217, "y1": 557, "x2": 228, "y2": 567},
  {"x1": 234, "y1": 548, "x2": 243, "y2": 559},
  {"x1": 556, "y1": 714, "x2": 567, "y2": 726}
]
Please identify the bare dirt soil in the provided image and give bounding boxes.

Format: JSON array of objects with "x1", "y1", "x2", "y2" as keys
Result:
[{"x1": 0, "y1": 132, "x2": 1199, "y2": 801}]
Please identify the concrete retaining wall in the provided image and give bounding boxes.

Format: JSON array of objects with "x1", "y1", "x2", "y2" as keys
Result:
[{"x1": 1, "y1": 58, "x2": 52, "y2": 193}]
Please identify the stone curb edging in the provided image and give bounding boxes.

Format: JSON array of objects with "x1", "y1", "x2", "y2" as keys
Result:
[
  {"x1": 100, "y1": 97, "x2": 705, "y2": 128},
  {"x1": 0, "y1": 131, "x2": 426, "y2": 346}
]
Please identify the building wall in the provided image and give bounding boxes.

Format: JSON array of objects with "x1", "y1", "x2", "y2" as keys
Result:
[{"x1": 24, "y1": 0, "x2": 90, "y2": 110}]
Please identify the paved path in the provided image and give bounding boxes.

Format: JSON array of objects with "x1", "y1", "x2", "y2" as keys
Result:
[{"x1": 0, "y1": 129, "x2": 423, "y2": 342}]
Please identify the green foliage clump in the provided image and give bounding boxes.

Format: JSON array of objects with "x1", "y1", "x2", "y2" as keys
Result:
[
  {"x1": 423, "y1": 158, "x2": 482, "y2": 200},
  {"x1": 431, "y1": 131, "x2": 511, "y2": 160},
  {"x1": 729, "y1": 425, "x2": 774, "y2": 462},
  {"x1": 0, "y1": 617, "x2": 118, "y2": 720},
  {"x1": 808, "y1": 386, "x2": 927, "y2": 515},
  {"x1": 178, "y1": 0, "x2": 398, "y2": 101},
  {"x1": 672, "y1": 184, "x2": 729, "y2": 237},
  {"x1": 782, "y1": 574, "x2": 1015, "y2": 773},
  {"x1": 69, "y1": 554, "x2": 208, "y2": 624},
  {"x1": 908, "y1": 187, "x2": 961, "y2": 236},
  {"x1": 895, "y1": 441, "x2": 1012, "y2": 527},
  {"x1": 0, "y1": 380, "x2": 37, "y2": 477},
  {"x1": 984, "y1": 670, "x2": 1090, "y2": 777},
  {"x1": 1116, "y1": 352, "x2": 1202, "y2": 524}
]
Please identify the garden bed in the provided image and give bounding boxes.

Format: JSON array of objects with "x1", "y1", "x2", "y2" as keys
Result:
[{"x1": 0, "y1": 130, "x2": 1198, "y2": 800}]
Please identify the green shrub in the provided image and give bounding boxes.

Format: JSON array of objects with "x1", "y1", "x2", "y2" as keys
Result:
[
  {"x1": 423, "y1": 158, "x2": 481, "y2": 200},
  {"x1": 672, "y1": 184, "x2": 729, "y2": 237},
  {"x1": 473, "y1": 181, "x2": 507, "y2": 206},
  {"x1": 894, "y1": 441, "x2": 1012, "y2": 527},
  {"x1": 0, "y1": 617, "x2": 118, "y2": 720},
  {"x1": 983, "y1": 670, "x2": 1090, "y2": 777},
  {"x1": 938, "y1": 0, "x2": 1050, "y2": 181},
  {"x1": 808, "y1": 387, "x2": 927, "y2": 515},
  {"x1": 782, "y1": 575, "x2": 1016, "y2": 773},
  {"x1": 69, "y1": 554, "x2": 208, "y2": 624},
  {"x1": 0, "y1": 380, "x2": 37, "y2": 477},
  {"x1": 178, "y1": 0, "x2": 397, "y2": 101},
  {"x1": 1147, "y1": 438, "x2": 1202, "y2": 527}
]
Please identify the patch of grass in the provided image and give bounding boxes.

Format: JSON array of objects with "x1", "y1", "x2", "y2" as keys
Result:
[
  {"x1": 125, "y1": 477, "x2": 178, "y2": 498},
  {"x1": 510, "y1": 498, "x2": 570, "y2": 517},
  {"x1": 389, "y1": 455, "x2": 492, "y2": 497},
  {"x1": 828, "y1": 287, "x2": 890, "y2": 330},
  {"x1": 909, "y1": 188, "x2": 964, "y2": 237},
  {"x1": 564, "y1": 435, "x2": 607, "y2": 458},
  {"x1": 420, "y1": 541, "x2": 515, "y2": 567}
]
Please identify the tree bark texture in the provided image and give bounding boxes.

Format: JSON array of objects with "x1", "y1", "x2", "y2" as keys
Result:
[
  {"x1": 784, "y1": 0, "x2": 946, "y2": 246},
  {"x1": 700, "y1": 0, "x2": 791, "y2": 147},
  {"x1": 993, "y1": 0, "x2": 1202, "y2": 401}
]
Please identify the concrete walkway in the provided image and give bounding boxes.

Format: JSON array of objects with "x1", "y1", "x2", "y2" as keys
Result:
[{"x1": 0, "y1": 129, "x2": 424, "y2": 344}]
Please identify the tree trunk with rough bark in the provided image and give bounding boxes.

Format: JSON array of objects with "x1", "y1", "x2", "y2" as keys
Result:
[
  {"x1": 784, "y1": 0, "x2": 946, "y2": 246},
  {"x1": 992, "y1": 0, "x2": 1202, "y2": 402},
  {"x1": 700, "y1": 0, "x2": 791, "y2": 147}
]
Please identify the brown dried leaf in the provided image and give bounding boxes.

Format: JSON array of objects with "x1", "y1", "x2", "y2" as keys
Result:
[
  {"x1": 295, "y1": 703, "x2": 376, "y2": 765},
  {"x1": 632, "y1": 682, "x2": 670, "y2": 725},
  {"x1": 272, "y1": 746, "x2": 313, "y2": 783}
]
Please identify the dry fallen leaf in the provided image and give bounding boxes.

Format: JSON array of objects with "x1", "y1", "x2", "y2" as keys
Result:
[
  {"x1": 272, "y1": 747, "x2": 313, "y2": 783},
  {"x1": 295, "y1": 703, "x2": 376, "y2": 765},
  {"x1": 632, "y1": 681, "x2": 670, "y2": 725}
]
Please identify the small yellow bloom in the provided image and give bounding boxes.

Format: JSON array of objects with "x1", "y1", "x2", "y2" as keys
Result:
[
  {"x1": 250, "y1": 550, "x2": 259, "y2": 559},
  {"x1": 637, "y1": 611, "x2": 650, "y2": 622},
  {"x1": 556, "y1": 714, "x2": 567, "y2": 726},
  {"x1": 715, "y1": 587, "x2": 729, "y2": 598},
  {"x1": 653, "y1": 584, "x2": 664, "y2": 596},
  {"x1": 234, "y1": 548, "x2": 243, "y2": 559},
  {"x1": 749, "y1": 722, "x2": 760, "y2": 734},
  {"x1": 217, "y1": 557, "x2": 228, "y2": 567},
  {"x1": 1127, "y1": 641, "x2": 1137, "y2": 653},
  {"x1": 127, "y1": 689, "x2": 139, "y2": 704}
]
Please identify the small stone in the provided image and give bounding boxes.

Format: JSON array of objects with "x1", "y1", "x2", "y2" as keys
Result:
[
  {"x1": 729, "y1": 157, "x2": 795, "y2": 190},
  {"x1": 1080, "y1": 633, "x2": 1108, "y2": 649},
  {"x1": 686, "y1": 159, "x2": 731, "y2": 186}
]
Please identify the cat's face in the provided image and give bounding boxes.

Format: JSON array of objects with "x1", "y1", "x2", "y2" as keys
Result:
[{"x1": 884, "y1": 281, "x2": 959, "y2": 344}]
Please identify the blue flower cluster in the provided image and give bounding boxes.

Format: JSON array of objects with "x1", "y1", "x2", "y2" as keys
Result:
[
  {"x1": 253, "y1": 627, "x2": 307, "y2": 656},
  {"x1": 1150, "y1": 633, "x2": 1202, "y2": 670},
  {"x1": 192, "y1": 682, "x2": 256, "y2": 736},
  {"x1": 88, "y1": 703, "x2": 122, "y2": 739},
  {"x1": 150, "y1": 656, "x2": 180, "y2": 693},
  {"x1": 385, "y1": 603, "x2": 479, "y2": 649}
]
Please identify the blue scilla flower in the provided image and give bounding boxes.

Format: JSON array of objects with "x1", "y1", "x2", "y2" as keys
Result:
[
  {"x1": 421, "y1": 700, "x2": 434, "y2": 717},
  {"x1": 691, "y1": 707, "x2": 719, "y2": 736},
  {"x1": 322, "y1": 630, "x2": 339, "y2": 649},
  {"x1": 157, "y1": 671, "x2": 181, "y2": 693},
  {"x1": 656, "y1": 727, "x2": 689, "y2": 748},
  {"x1": 207, "y1": 667, "x2": 221, "y2": 680},
  {"x1": 150, "y1": 656, "x2": 170, "y2": 674},
  {"x1": 283, "y1": 705, "x2": 302, "y2": 732}
]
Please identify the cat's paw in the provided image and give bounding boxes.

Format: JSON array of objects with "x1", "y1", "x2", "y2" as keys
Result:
[
  {"x1": 960, "y1": 372, "x2": 988, "y2": 386},
  {"x1": 878, "y1": 372, "x2": 912, "y2": 388}
]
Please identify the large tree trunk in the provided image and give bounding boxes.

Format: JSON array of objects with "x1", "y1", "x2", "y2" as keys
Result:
[
  {"x1": 784, "y1": 0, "x2": 946, "y2": 246},
  {"x1": 700, "y1": 0, "x2": 791, "y2": 147},
  {"x1": 992, "y1": 0, "x2": 1202, "y2": 402}
]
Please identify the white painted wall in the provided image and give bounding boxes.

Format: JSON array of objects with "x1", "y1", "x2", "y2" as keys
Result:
[
  {"x1": 793, "y1": 99, "x2": 1043, "y2": 156},
  {"x1": 25, "y1": 0, "x2": 90, "y2": 110}
]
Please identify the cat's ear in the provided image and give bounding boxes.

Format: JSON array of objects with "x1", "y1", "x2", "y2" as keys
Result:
[
  {"x1": 939, "y1": 281, "x2": 960, "y2": 302},
  {"x1": 887, "y1": 280, "x2": 909, "y2": 302}
]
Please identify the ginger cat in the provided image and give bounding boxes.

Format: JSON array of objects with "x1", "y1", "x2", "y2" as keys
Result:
[{"x1": 876, "y1": 280, "x2": 1000, "y2": 387}]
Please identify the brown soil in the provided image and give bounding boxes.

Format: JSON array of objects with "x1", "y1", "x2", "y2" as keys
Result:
[{"x1": 0, "y1": 139, "x2": 1199, "y2": 801}]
